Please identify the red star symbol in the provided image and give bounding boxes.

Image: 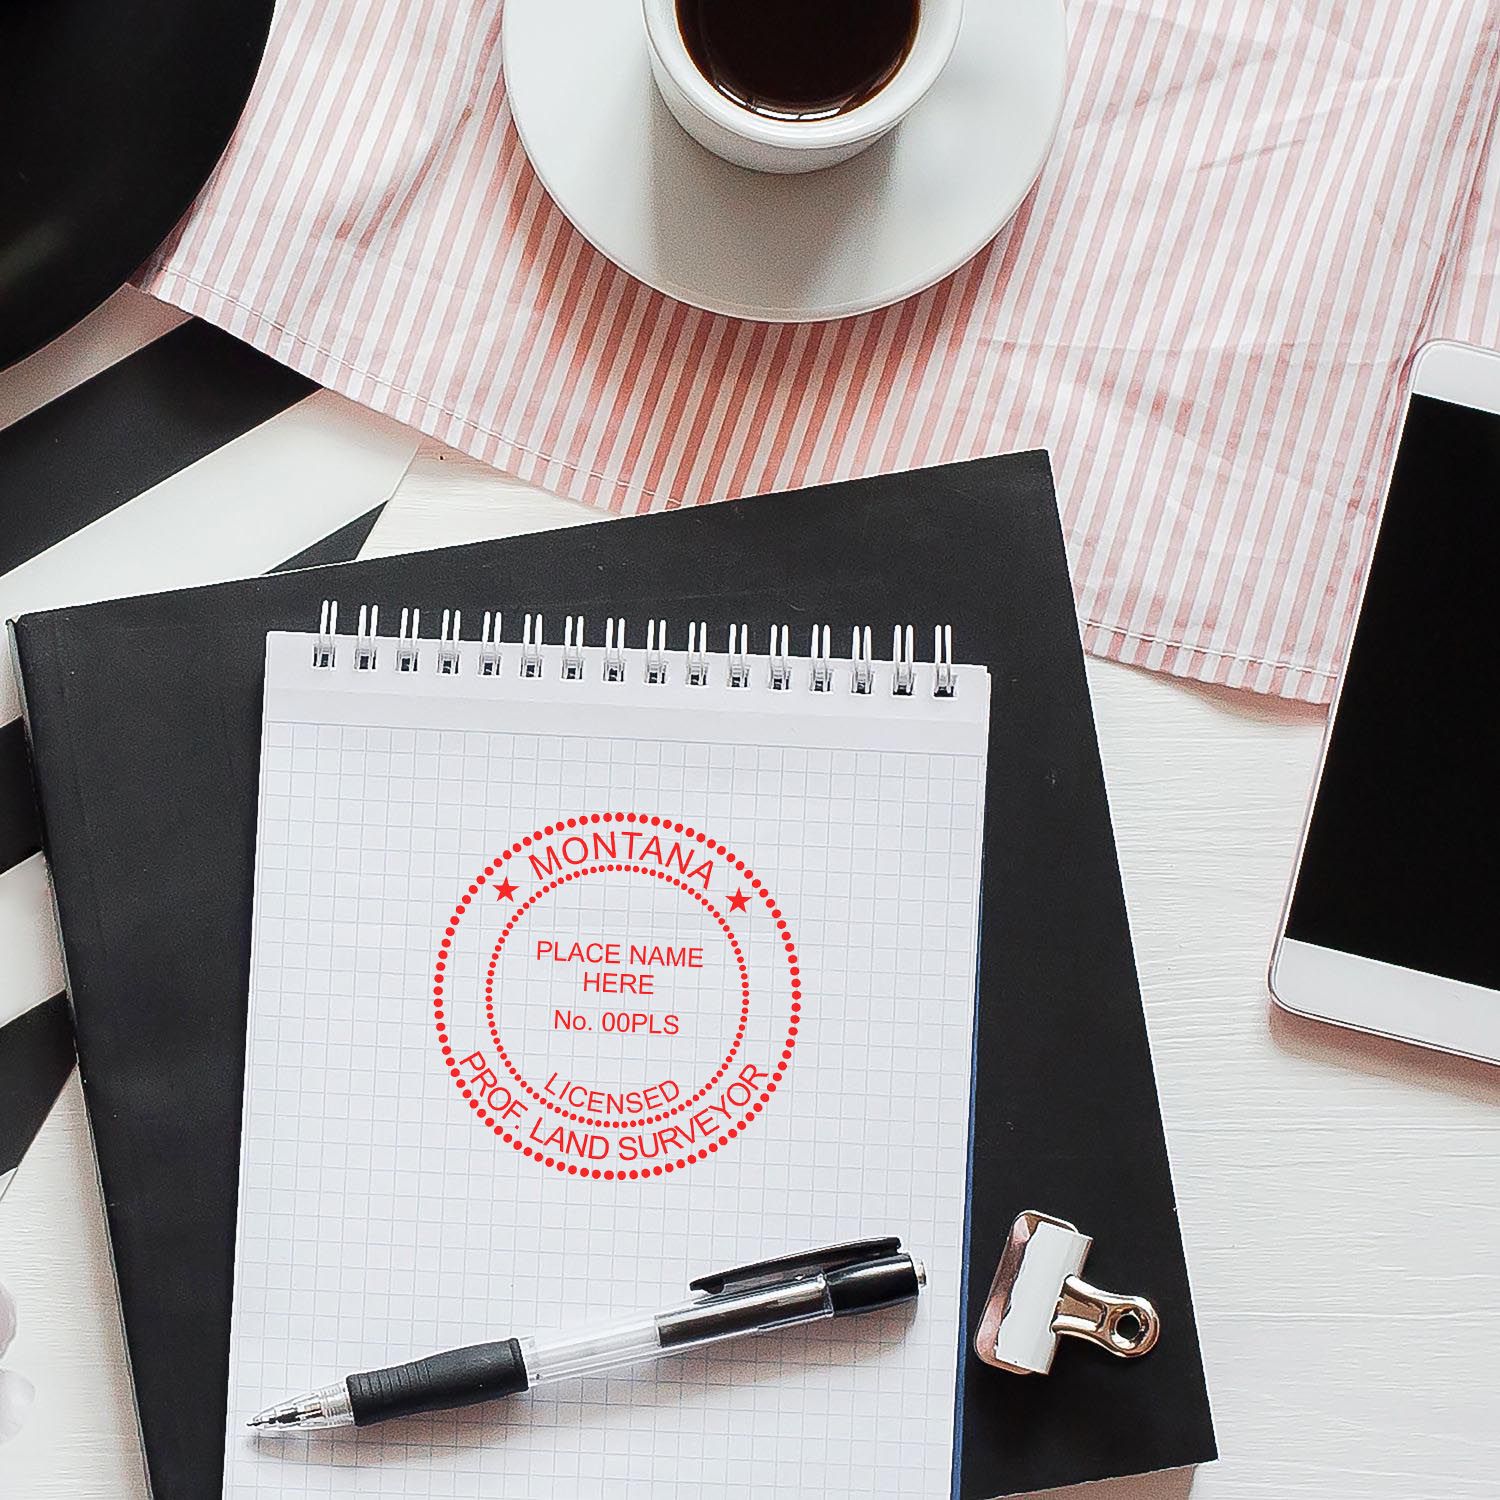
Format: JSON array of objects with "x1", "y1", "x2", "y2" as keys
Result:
[
  {"x1": 727, "y1": 889, "x2": 749, "y2": 913},
  {"x1": 494, "y1": 877, "x2": 518, "y2": 901}
]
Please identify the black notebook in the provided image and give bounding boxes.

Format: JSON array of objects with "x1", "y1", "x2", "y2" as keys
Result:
[{"x1": 10, "y1": 451, "x2": 1214, "y2": 1496}]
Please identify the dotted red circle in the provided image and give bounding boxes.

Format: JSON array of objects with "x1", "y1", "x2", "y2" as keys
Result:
[
  {"x1": 431, "y1": 813, "x2": 802, "y2": 1179},
  {"x1": 485, "y1": 863, "x2": 750, "y2": 1127}
]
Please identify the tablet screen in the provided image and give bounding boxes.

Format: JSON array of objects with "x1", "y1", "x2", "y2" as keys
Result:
[{"x1": 1287, "y1": 394, "x2": 1500, "y2": 991}]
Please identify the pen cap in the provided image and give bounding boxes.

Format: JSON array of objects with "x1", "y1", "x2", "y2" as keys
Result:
[{"x1": 825, "y1": 1253, "x2": 924, "y2": 1316}]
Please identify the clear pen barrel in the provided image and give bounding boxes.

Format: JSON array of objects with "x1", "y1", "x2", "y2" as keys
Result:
[
  {"x1": 521, "y1": 1278, "x2": 833, "y2": 1384},
  {"x1": 522, "y1": 1314, "x2": 663, "y2": 1385}
]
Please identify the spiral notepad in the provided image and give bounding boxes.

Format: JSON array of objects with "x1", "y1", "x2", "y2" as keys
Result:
[{"x1": 226, "y1": 606, "x2": 991, "y2": 1499}]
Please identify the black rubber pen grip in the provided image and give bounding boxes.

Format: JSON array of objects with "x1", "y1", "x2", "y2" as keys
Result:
[{"x1": 347, "y1": 1338, "x2": 529, "y2": 1425}]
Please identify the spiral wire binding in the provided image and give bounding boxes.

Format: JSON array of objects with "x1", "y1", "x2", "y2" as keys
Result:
[
  {"x1": 851, "y1": 625, "x2": 874, "y2": 695},
  {"x1": 933, "y1": 624, "x2": 956, "y2": 698},
  {"x1": 892, "y1": 624, "x2": 916, "y2": 696},
  {"x1": 480, "y1": 611, "x2": 502, "y2": 676},
  {"x1": 314, "y1": 599, "x2": 338, "y2": 668},
  {"x1": 768, "y1": 624, "x2": 791, "y2": 691},
  {"x1": 603, "y1": 618, "x2": 627, "y2": 682},
  {"x1": 810, "y1": 625, "x2": 833, "y2": 692},
  {"x1": 686, "y1": 622, "x2": 709, "y2": 686},
  {"x1": 521, "y1": 613, "x2": 544, "y2": 677},
  {"x1": 397, "y1": 608, "x2": 420, "y2": 672},
  {"x1": 313, "y1": 608, "x2": 962, "y2": 698},
  {"x1": 645, "y1": 619, "x2": 668, "y2": 684},
  {"x1": 438, "y1": 610, "x2": 461, "y2": 674},
  {"x1": 355, "y1": 604, "x2": 378, "y2": 671},
  {"x1": 562, "y1": 615, "x2": 585, "y2": 680},
  {"x1": 727, "y1": 624, "x2": 750, "y2": 688}
]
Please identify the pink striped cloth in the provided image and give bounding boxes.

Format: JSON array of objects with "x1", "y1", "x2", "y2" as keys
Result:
[{"x1": 140, "y1": 1, "x2": 1500, "y2": 702}]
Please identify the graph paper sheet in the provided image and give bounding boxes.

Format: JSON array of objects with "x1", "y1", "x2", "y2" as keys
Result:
[{"x1": 227, "y1": 625, "x2": 991, "y2": 1499}]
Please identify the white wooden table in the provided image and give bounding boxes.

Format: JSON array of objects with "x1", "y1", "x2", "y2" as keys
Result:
[{"x1": 4, "y1": 408, "x2": 1500, "y2": 1499}]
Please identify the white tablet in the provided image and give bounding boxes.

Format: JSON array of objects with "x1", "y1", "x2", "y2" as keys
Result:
[{"x1": 1271, "y1": 339, "x2": 1500, "y2": 1064}]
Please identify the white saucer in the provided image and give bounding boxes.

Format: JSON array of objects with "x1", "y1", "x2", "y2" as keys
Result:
[{"x1": 502, "y1": 0, "x2": 1068, "y2": 323}]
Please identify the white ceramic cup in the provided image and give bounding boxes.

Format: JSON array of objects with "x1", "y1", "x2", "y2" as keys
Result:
[{"x1": 642, "y1": 0, "x2": 964, "y2": 174}]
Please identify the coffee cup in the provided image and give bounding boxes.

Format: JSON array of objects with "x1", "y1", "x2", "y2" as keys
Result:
[{"x1": 642, "y1": 0, "x2": 963, "y2": 175}]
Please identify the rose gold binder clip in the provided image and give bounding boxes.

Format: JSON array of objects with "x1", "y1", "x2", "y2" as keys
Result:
[{"x1": 975, "y1": 1211, "x2": 1160, "y2": 1375}]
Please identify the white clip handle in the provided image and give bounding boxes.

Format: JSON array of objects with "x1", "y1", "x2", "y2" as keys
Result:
[{"x1": 976, "y1": 1212, "x2": 1160, "y2": 1376}]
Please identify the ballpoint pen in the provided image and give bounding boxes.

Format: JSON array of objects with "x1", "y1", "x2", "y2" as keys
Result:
[{"x1": 248, "y1": 1237, "x2": 923, "y2": 1432}]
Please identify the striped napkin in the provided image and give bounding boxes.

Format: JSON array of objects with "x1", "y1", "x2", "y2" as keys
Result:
[{"x1": 140, "y1": 1, "x2": 1500, "y2": 701}]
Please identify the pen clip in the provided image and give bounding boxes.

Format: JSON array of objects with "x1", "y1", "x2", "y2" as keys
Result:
[
  {"x1": 975, "y1": 1211, "x2": 1159, "y2": 1375},
  {"x1": 690, "y1": 1237, "x2": 903, "y2": 1295}
]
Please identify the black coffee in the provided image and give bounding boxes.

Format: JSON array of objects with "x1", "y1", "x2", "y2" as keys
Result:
[{"x1": 676, "y1": 0, "x2": 921, "y2": 122}]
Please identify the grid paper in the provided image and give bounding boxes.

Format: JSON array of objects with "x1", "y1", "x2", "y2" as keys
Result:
[{"x1": 228, "y1": 629, "x2": 990, "y2": 1499}]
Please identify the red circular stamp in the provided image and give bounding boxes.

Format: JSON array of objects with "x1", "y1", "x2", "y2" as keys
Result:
[{"x1": 431, "y1": 812, "x2": 800, "y2": 1179}]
